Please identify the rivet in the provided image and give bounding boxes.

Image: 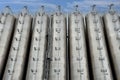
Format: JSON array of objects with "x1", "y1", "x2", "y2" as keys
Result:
[
  {"x1": 56, "y1": 28, "x2": 61, "y2": 33},
  {"x1": 101, "y1": 69, "x2": 107, "y2": 72},
  {"x1": 75, "y1": 28, "x2": 80, "y2": 33},
  {"x1": 76, "y1": 57, "x2": 82, "y2": 61},
  {"x1": 96, "y1": 36, "x2": 101, "y2": 40},
  {"x1": 75, "y1": 36, "x2": 81, "y2": 40},
  {"x1": 55, "y1": 57, "x2": 60, "y2": 61},
  {"x1": 99, "y1": 57, "x2": 105, "y2": 61},
  {"x1": 34, "y1": 47, "x2": 37, "y2": 51},
  {"x1": 112, "y1": 18, "x2": 117, "y2": 23},
  {"x1": 55, "y1": 37, "x2": 61, "y2": 41},
  {"x1": 75, "y1": 20, "x2": 79, "y2": 23},
  {"x1": 56, "y1": 20, "x2": 61, "y2": 23},
  {"x1": 76, "y1": 46, "x2": 82, "y2": 50},
  {"x1": 36, "y1": 28, "x2": 42, "y2": 33},
  {"x1": 55, "y1": 47, "x2": 61, "y2": 50},
  {"x1": 93, "y1": 19, "x2": 98, "y2": 24},
  {"x1": 97, "y1": 46, "x2": 103, "y2": 50}
]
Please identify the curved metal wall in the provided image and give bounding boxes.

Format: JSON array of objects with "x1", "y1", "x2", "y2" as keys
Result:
[
  {"x1": 3, "y1": 7, "x2": 32, "y2": 80},
  {"x1": 0, "y1": 7, "x2": 15, "y2": 78},
  {"x1": 86, "y1": 8, "x2": 113, "y2": 80},
  {"x1": 69, "y1": 12, "x2": 89, "y2": 80},
  {"x1": 26, "y1": 8, "x2": 49, "y2": 80},
  {"x1": 103, "y1": 8, "x2": 120, "y2": 80},
  {"x1": 49, "y1": 12, "x2": 67, "y2": 80}
]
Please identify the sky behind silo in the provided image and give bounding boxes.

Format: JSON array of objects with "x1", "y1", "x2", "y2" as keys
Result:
[{"x1": 0, "y1": 0, "x2": 120, "y2": 14}]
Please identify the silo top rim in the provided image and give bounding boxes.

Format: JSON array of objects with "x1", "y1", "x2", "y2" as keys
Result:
[{"x1": 1, "y1": 6, "x2": 13, "y2": 16}]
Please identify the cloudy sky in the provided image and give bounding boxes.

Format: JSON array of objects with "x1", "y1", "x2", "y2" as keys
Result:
[{"x1": 0, "y1": 0, "x2": 120, "y2": 14}]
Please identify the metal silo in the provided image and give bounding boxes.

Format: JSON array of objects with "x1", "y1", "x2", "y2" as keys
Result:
[
  {"x1": 26, "y1": 6, "x2": 49, "y2": 80},
  {"x1": 3, "y1": 6, "x2": 32, "y2": 80},
  {"x1": 86, "y1": 5, "x2": 113, "y2": 80},
  {"x1": 103, "y1": 4, "x2": 120, "y2": 80},
  {"x1": 0, "y1": 6, "x2": 15, "y2": 78},
  {"x1": 48, "y1": 6, "x2": 67, "y2": 80},
  {"x1": 69, "y1": 5, "x2": 89, "y2": 80}
]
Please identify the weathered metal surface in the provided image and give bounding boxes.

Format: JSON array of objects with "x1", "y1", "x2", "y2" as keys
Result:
[
  {"x1": 103, "y1": 4, "x2": 120, "y2": 80},
  {"x1": 26, "y1": 6, "x2": 48, "y2": 80},
  {"x1": 49, "y1": 6, "x2": 67, "y2": 80},
  {"x1": 86, "y1": 5, "x2": 113, "y2": 80},
  {"x1": 3, "y1": 6, "x2": 32, "y2": 80},
  {"x1": 69, "y1": 5, "x2": 89, "y2": 80},
  {"x1": 0, "y1": 6, "x2": 15, "y2": 78}
]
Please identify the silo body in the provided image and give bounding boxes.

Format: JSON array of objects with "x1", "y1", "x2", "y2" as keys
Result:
[
  {"x1": 3, "y1": 8, "x2": 32, "y2": 80},
  {"x1": 69, "y1": 12, "x2": 89, "y2": 80},
  {"x1": 49, "y1": 13, "x2": 67, "y2": 80},
  {"x1": 26, "y1": 11, "x2": 48, "y2": 80},
  {"x1": 0, "y1": 13, "x2": 15, "y2": 77},
  {"x1": 103, "y1": 11, "x2": 120, "y2": 80},
  {"x1": 86, "y1": 11, "x2": 113, "y2": 80}
]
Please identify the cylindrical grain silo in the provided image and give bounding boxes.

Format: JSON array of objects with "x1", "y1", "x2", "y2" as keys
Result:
[
  {"x1": 86, "y1": 5, "x2": 113, "y2": 80},
  {"x1": 103, "y1": 4, "x2": 120, "y2": 80},
  {"x1": 69, "y1": 5, "x2": 89, "y2": 80},
  {"x1": 3, "y1": 6, "x2": 32, "y2": 80},
  {"x1": 0, "y1": 6, "x2": 15, "y2": 78},
  {"x1": 26, "y1": 6, "x2": 49, "y2": 80},
  {"x1": 48, "y1": 6, "x2": 67, "y2": 80}
]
